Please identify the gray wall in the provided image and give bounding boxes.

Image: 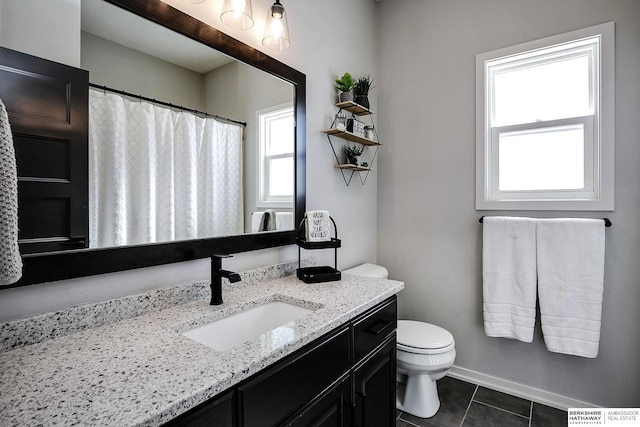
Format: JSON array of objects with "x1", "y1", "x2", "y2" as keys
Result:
[
  {"x1": 0, "y1": 0, "x2": 81, "y2": 67},
  {"x1": 377, "y1": 0, "x2": 640, "y2": 407},
  {"x1": 81, "y1": 31, "x2": 205, "y2": 111}
]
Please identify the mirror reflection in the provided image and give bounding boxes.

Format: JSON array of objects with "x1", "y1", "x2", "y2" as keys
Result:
[{"x1": 81, "y1": 0, "x2": 295, "y2": 249}]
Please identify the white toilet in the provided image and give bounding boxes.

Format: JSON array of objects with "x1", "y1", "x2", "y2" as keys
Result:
[{"x1": 343, "y1": 263, "x2": 456, "y2": 419}]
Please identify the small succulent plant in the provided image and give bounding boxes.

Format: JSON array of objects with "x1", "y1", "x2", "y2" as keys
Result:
[
  {"x1": 344, "y1": 145, "x2": 363, "y2": 164},
  {"x1": 335, "y1": 72, "x2": 355, "y2": 92}
]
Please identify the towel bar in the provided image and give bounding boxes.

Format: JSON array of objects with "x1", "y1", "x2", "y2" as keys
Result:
[{"x1": 479, "y1": 217, "x2": 612, "y2": 227}]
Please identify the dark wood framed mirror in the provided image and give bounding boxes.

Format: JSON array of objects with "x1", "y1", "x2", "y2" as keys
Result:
[{"x1": 11, "y1": 0, "x2": 306, "y2": 287}]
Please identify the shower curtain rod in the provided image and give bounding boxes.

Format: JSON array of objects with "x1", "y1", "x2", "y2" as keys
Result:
[
  {"x1": 478, "y1": 216, "x2": 612, "y2": 227},
  {"x1": 89, "y1": 83, "x2": 247, "y2": 127}
]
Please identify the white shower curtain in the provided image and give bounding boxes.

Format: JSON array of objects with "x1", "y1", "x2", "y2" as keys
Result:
[{"x1": 89, "y1": 89, "x2": 243, "y2": 248}]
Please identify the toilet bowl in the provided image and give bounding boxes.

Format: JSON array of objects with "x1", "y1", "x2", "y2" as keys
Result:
[
  {"x1": 396, "y1": 320, "x2": 456, "y2": 418},
  {"x1": 343, "y1": 263, "x2": 456, "y2": 419}
]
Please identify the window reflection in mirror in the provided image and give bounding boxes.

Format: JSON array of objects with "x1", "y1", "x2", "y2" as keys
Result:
[{"x1": 258, "y1": 103, "x2": 295, "y2": 207}]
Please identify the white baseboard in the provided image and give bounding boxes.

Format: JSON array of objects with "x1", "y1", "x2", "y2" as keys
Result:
[{"x1": 447, "y1": 365, "x2": 599, "y2": 411}]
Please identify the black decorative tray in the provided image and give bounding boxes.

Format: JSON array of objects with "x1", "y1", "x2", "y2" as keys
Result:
[
  {"x1": 297, "y1": 266, "x2": 342, "y2": 284},
  {"x1": 295, "y1": 237, "x2": 341, "y2": 250}
]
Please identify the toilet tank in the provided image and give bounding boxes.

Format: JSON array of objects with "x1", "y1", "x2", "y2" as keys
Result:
[{"x1": 343, "y1": 263, "x2": 389, "y2": 279}]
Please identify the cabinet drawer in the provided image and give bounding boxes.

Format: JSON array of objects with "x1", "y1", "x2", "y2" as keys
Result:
[
  {"x1": 353, "y1": 296, "x2": 397, "y2": 363},
  {"x1": 163, "y1": 390, "x2": 233, "y2": 427},
  {"x1": 238, "y1": 326, "x2": 350, "y2": 427}
]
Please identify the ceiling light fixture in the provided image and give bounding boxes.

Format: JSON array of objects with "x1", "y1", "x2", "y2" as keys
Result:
[
  {"x1": 262, "y1": 0, "x2": 291, "y2": 51},
  {"x1": 220, "y1": 0, "x2": 255, "y2": 30}
]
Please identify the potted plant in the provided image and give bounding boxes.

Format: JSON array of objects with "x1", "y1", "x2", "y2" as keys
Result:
[
  {"x1": 344, "y1": 144, "x2": 363, "y2": 165},
  {"x1": 335, "y1": 72, "x2": 355, "y2": 103},
  {"x1": 354, "y1": 75, "x2": 374, "y2": 109}
]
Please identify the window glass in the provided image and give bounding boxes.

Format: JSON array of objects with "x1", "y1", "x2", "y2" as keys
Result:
[
  {"x1": 258, "y1": 104, "x2": 294, "y2": 206},
  {"x1": 498, "y1": 125, "x2": 585, "y2": 191},
  {"x1": 493, "y1": 55, "x2": 591, "y2": 126},
  {"x1": 268, "y1": 157, "x2": 294, "y2": 196},
  {"x1": 266, "y1": 113, "x2": 294, "y2": 156}
]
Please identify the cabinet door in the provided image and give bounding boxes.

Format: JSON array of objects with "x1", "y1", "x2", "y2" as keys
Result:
[
  {"x1": 284, "y1": 375, "x2": 351, "y2": 427},
  {"x1": 238, "y1": 326, "x2": 350, "y2": 427},
  {"x1": 162, "y1": 390, "x2": 233, "y2": 427},
  {"x1": 0, "y1": 46, "x2": 89, "y2": 255},
  {"x1": 353, "y1": 335, "x2": 396, "y2": 427}
]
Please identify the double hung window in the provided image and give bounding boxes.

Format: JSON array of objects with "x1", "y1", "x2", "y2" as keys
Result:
[
  {"x1": 258, "y1": 104, "x2": 294, "y2": 207},
  {"x1": 476, "y1": 22, "x2": 614, "y2": 210}
]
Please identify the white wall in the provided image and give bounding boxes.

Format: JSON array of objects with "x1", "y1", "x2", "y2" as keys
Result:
[
  {"x1": 377, "y1": 0, "x2": 640, "y2": 407},
  {"x1": 0, "y1": 0, "x2": 379, "y2": 321}
]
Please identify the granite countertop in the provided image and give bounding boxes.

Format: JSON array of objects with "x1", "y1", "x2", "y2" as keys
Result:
[{"x1": 0, "y1": 267, "x2": 403, "y2": 426}]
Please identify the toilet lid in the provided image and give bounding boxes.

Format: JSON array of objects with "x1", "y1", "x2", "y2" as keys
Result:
[{"x1": 397, "y1": 320, "x2": 454, "y2": 353}]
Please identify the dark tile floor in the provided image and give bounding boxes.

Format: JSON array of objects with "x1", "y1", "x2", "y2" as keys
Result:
[{"x1": 396, "y1": 376, "x2": 567, "y2": 427}]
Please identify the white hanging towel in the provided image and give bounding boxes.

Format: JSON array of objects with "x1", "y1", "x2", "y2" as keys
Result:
[
  {"x1": 482, "y1": 216, "x2": 537, "y2": 342},
  {"x1": 537, "y1": 218, "x2": 605, "y2": 358},
  {"x1": 0, "y1": 99, "x2": 22, "y2": 285},
  {"x1": 305, "y1": 210, "x2": 331, "y2": 242}
]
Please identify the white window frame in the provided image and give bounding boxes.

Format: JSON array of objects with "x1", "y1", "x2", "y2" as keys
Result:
[
  {"x1": 257, "y1": 102, "x2": 294, "y2": 208},
  {"x1": 475, "y1": 22, "x2": 615, "y2": 211}
]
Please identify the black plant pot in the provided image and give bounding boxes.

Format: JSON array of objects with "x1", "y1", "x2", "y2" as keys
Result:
[{"x1": 355, "y1": 95, "x2": 369, "y2": 109}]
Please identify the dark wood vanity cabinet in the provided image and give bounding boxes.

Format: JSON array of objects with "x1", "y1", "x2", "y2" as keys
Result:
[
  {"x1": 352, "y1": 337, "x2": 397, "y2": 427},
  {"x1": 165, "y1": 296, "x2": 397, "y2": 427},
  {"x1": 238, "y1": 326, "x2": 351, "y2": 426}
]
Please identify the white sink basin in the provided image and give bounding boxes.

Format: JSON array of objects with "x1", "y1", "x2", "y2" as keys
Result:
[{"x1": 182, "y1": 301, "x2": 315, "y2": 351}]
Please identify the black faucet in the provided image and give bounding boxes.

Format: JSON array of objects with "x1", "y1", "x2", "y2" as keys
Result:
[{"x1": 210, "y1": 254, "x2": 242, "y2": 305}]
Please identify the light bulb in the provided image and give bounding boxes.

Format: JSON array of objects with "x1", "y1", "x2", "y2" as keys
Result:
[
  {"x1": 270, "y1": 18, "x2": 283, "y2": 40},
  {"x1": 262, "y1": 0, "x2": 291, "y2": 50},
  {"x1": 232, "y1": 0, "x2": 246, "y2": 16},
  {"x1": 220, "y1": 0, "x2": 254, "y2": 30}
]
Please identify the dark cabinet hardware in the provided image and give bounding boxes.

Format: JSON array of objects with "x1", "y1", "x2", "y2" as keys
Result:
[{"x1": 365, "y1": 319, "x2": 394, "y2": 336}]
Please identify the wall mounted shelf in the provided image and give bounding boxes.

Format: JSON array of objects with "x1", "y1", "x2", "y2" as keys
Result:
[
  {"x1": 324, "y1": 101, "x2": 380, "y2": 186},
  {"x1": 322, "y1": 128, "x2": 379, "y2": 146},
  {"x1": 334, "y1": 100, "x2": 373, "y2": 116},
  {"x1": 336, "y1": 164, "x2": 372, "y2": 172}
]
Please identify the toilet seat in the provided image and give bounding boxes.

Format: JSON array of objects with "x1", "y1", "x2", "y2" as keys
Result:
[{"x1": 397, "y1": 320, "x2": 455, "y2": 355}]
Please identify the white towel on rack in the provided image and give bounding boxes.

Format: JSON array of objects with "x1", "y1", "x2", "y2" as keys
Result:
[
  {"x1": 0, "y1": 99, "x2": 22, "y2": 285},
  {"x1": 482, "y1": 216, "x2": 537, "y2": 342},
  {"x1": 537, "y1": 218, "x2": 605, "y2": 358}
]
